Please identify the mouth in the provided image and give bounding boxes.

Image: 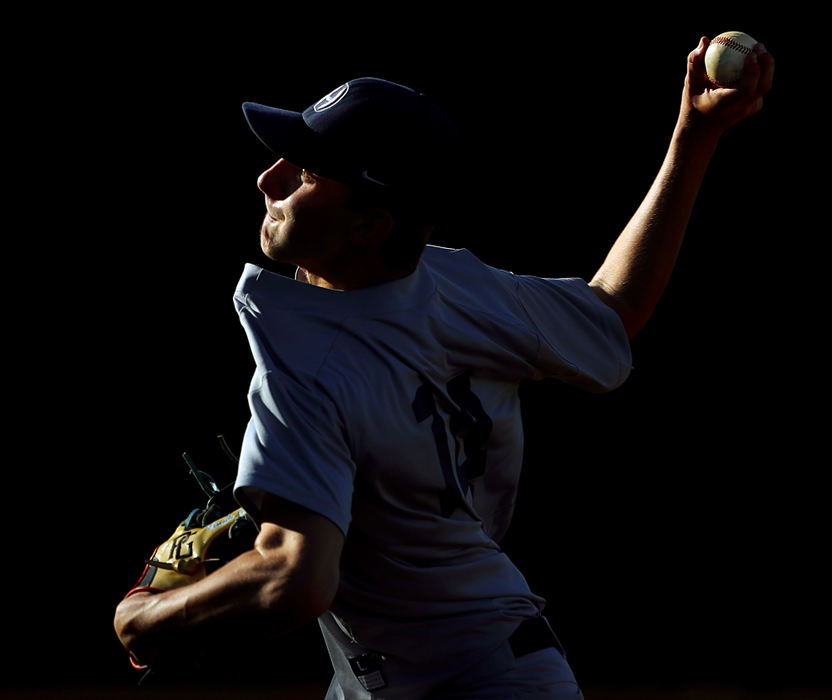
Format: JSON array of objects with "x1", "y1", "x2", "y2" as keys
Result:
[{"x1": 264, "y1": 196, "x2": 284, "y2": 223}]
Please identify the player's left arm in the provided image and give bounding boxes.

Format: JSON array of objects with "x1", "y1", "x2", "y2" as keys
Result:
[
  {"x1": 589, "y1": 36, "x2": 775, "y2": 339},
  {"x1": 114, "y1": 494, "x2": 344, "y2": 669}
]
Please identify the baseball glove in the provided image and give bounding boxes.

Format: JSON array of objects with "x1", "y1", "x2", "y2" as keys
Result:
[
  {"x1": 126, "y1": 436, "x2": 257, "y2": 597},
  {"x1": 128, "y1": 504, "x2": 253, "y2": 594},
  {"x1": 122, "y1": 437, "x2": 257, "y2": 673}
]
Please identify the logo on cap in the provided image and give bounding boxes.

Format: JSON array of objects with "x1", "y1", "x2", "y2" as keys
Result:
[{"x1": 314, "y1": 83, "x2": 349, "y2": 112}]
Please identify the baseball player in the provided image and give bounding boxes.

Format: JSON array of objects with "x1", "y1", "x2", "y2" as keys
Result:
[{"x1": 115, "y1": 37, "x2": 774, "y2": 698}]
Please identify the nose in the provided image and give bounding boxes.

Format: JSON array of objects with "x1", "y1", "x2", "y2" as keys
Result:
[{"x1": 257, "y1": 158, "x2": 298, "y2": 200}]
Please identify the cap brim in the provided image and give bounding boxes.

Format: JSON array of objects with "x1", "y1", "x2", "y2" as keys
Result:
[
  {"x1": 242, "y1": 102, "x2": 354, "y2": 182},
  {"x1": 242, "y1": 102, "x2": 309, "y2": 159}
]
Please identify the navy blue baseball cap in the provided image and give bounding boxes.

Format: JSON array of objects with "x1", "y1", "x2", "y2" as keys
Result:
[{"x1": 242, "y1": 78, "x2": 461, "y2": 205}]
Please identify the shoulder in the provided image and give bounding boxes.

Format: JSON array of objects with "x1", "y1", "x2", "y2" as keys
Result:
[
  {"x1": 419, "y1": 245, "x2": 519, "y2": 301},
  {"x1": 420, "y1": 244, "x2": 499, "y2": 275}
]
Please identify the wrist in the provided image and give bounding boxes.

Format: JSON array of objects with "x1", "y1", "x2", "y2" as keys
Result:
[
  {"x1": 671, "y1": 107, "x2": 722, "y2": 166},
  {"x1": 677, "y1": 105, "x2": 722, "y2": 144}
]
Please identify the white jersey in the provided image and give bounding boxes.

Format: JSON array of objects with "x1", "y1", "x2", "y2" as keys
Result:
[{"x1": 233, "y1": 245, "x2": 631, "y2": 686}]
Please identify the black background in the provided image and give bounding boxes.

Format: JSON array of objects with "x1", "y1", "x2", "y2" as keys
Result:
[{"x1": 8, "y1": 7, "x2": 826, "y2": 698}]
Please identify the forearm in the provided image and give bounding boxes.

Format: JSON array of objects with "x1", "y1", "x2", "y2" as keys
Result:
[
  {"x1": 115, "y1": 550, "x2": 293, "y2": 666},
  {"x1": 590, "y1": 37, "x2": 773, "y2": 339},
  {"x1": 590, "y1": 114, "x2": 720, "y2": 337},
  {"x1": 115, "y1": 510, "x2": 341, "y2": 668}
]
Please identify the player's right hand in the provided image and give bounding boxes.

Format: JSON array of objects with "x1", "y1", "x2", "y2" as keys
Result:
[{"x1": 683, "y1": 36, "x2": 775, "y2": 133}]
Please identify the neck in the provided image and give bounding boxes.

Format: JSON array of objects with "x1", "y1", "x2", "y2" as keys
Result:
[{"x1": 297, "y1": 260, "x2": 417, "y2": 291}]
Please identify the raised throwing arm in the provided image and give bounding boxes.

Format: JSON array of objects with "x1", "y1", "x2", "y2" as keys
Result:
[{"x1": 589, "y1": 36, "x2": 775, "y2": 339}]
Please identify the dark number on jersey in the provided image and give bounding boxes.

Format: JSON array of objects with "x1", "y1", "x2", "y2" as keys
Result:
[{"x1": 411, "y1": 373, "x2": 493, "y2": 517}]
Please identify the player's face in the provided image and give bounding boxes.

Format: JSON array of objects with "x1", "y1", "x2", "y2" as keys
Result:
[{"x1": 257, "y1": 158, "x2": 361, "y2": 269}]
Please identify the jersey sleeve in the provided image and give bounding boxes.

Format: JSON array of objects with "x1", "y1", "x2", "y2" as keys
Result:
[
  {"x1": 234, "y1": 366, "x2": 355, "y2": 536},
  {"x1": 511, "y1": 272, "x2": 632, "y2": 392}
]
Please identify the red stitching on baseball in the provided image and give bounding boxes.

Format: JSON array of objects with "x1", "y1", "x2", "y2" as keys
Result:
[{"x1": 712, "y1": 35, "x2": 754, "y2": 55}]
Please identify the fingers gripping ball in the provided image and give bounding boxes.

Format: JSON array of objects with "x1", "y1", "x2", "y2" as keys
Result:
[
  {"x1": 704, "y1": 31, "x2": 758, "y2": 87},
  {"x1": 130, "y1": 506, "x2": 254, "y2": 593}
]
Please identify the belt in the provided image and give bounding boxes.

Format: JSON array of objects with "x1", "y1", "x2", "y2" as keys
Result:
[{"x1": 508, "y1": 616, "x2": 565, "y2": 658}]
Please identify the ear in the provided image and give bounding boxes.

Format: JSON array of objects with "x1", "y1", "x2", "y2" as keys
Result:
[{"x1": 349, "y1": 207, "x2": 394, "y2": 246}]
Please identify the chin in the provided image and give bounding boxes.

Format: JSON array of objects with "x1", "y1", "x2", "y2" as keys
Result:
[
  {"x1": 260, "y1": 239, "x2": 299, "y2": 268},
  {"x1": 260, "y1": 229, "x2": 281, "y2": 260}
]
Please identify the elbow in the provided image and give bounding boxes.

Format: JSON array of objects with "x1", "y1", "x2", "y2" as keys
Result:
[
  {"x1": 303, "y1": 575, "x2": 339, "y2": 622},
  {"x1": 254, "y1": 527, "x2": 341, "y2": 629},
  {"x1": 615, "y1": 303, "x2": 654, "y2": 340},
  {"x1": 588, "y1": 280, "x2": 649, "y2": 340},
  {"x1": 267, "y1": 565, "x2": 338, "y2": 626},
  {"x1": 619, "y1": 312, "x2": 648, "y2": 340},
  {"x1": 258, "y1": 562, "x2": 339, "y2": 630},
  {"x1": 253, "y1": 498, "x2": 344, "y2": 628}
]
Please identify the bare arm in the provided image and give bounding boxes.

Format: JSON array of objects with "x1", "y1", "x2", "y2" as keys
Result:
[
  {"x1": 590, "y1": 36, "x2": 774, "y2": 338},
  {"x1": 114, "y1": 495, "x2": 344, "y2": 669}
]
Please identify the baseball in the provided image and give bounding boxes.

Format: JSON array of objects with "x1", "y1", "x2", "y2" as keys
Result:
[{"x1": 704, "y1": 31, "x2": 759, "y2": 87}]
